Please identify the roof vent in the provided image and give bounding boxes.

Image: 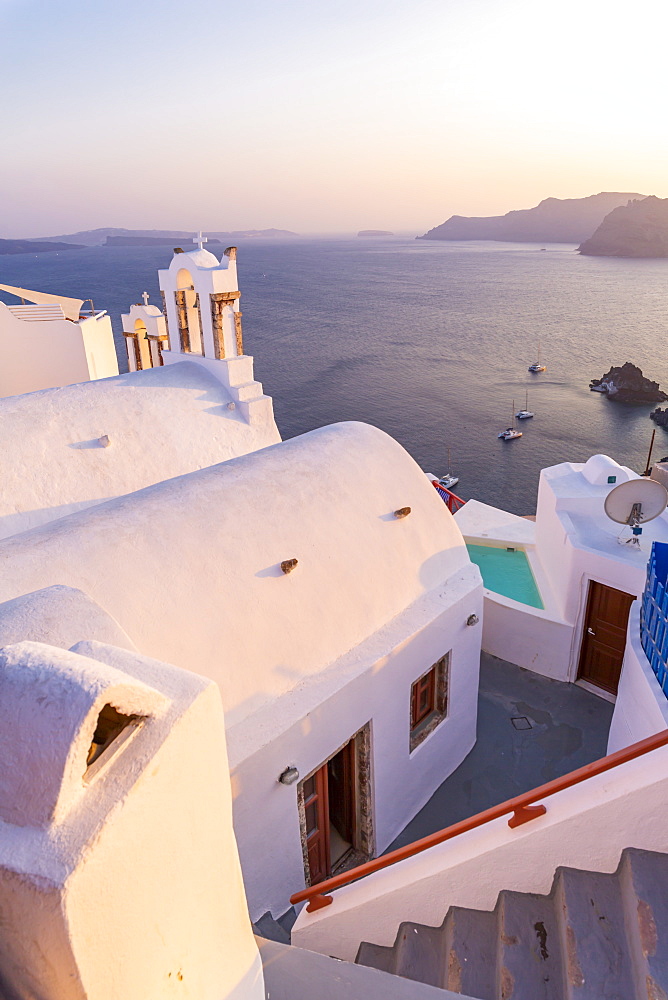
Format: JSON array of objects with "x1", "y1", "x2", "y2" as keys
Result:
[{"x1": 85, "y1": 704, "x2": 142, "y2": 780}]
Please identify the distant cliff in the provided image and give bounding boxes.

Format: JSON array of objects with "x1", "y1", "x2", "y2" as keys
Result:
[
  {"x1": 419, "y1": 192, "x2": 644, "y2": 244},
  {"x1": 579, "y1": 196, "x2": 668, "y2": 257},
  {"x1": 0, "y1": 239, "x2": 84, "y2": 255}
]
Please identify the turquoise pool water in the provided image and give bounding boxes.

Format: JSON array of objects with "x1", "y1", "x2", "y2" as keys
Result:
[{"x1": 466, "y1": 544, "x2": 544, "y2": 609}]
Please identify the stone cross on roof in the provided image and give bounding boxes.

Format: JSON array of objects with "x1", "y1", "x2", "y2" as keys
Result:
[
  {"x1": 193, "y1": 231, "x2": 208, "y2": 250},
  {"x1": 142, "y1": 291, "x2": 150, "y2": 307}
]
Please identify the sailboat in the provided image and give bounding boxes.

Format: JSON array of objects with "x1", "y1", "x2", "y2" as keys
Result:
[
  {"x1": 437, "y1": 448, "x2": 459, "y2": 489},
  {"x1": 515, "y1": 390, "x2": 534, "y2": 420},
  {"x1": 528, "y1": 341, "x2": 546, "y2": 373},
  {"x1": 498, "y1": 400, "x2": 523, "y2": 440}
]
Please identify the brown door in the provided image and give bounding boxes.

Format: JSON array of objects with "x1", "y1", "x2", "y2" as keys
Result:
[
  {"x1": 304, "y1": 765, "x2": 329, "y2": 885},
  {"x1": 577, "y1": 581, "x2": 634, "y2": 694},
  {"x1": 328, "y1": 740, "x2": 356, "y2": 862}
]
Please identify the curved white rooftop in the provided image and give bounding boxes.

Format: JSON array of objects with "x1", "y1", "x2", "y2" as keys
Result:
[
  {"x1": 582, "y1": 453, "x2": 631, "y2": 486},
  {"x1": 0, "y1": 585, "x2": 135, "y2": 651},
  {"x1": 0, "y1": 422, "x2": 471, "y2": 729},
  {"x1": 0, "y1": 360, "x2": 280, "y2": 540}
]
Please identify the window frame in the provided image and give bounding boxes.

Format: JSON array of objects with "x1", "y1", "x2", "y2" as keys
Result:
[{"x1": 409, "y1": 654, "x2": 449, "y2": 752}]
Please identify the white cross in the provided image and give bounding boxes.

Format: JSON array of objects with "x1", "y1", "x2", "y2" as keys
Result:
[
  {"x1": 193, "y1": 231, "x2": 208, "y2": 250},
  {"x1": 142, "y1": 291, "x2": 150, "y2": 307}
]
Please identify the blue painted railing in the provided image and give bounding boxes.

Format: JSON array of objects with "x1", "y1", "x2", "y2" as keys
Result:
[{"x1": 641, "y1": 541, "x2": 668, "y2": 693}]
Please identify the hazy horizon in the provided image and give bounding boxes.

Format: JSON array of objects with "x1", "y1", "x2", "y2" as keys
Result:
[{"x1": 2, "y1": 0, "x2": 667, "y2": 238}]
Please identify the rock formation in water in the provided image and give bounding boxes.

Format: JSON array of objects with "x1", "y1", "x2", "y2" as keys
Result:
[
  {"x1": 357, "y1": 230, "x2": 394, "y2": 237},
  {"x1": 651, "y1": 408, "x2": 668, "y2": 428},
  {"x1": 590, "y1": 363, "x2": 668, "y2": 403},
  {"x1": 418, "y1": 192, "x2": 644, "y2": 244},
  {"x1": 578, "y1": 196, "x2": 668, "y2": 257}
]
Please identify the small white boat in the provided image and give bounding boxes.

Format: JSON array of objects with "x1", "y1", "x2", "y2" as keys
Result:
[
  {"x1": 438, "y1": 449, "x2": 459, "y2": 489},
  {"x1": 528, "y1": 341, "x2": 546, "y2": 373},
  {"x1": 498, "y1": 400, "x2": 523, "y2": 440},
  {"x1": 438, "y1": 473, "x2": 459, "y2": 489},
  {"x1": 516, "y1": 391, "x2": 534, "y2": 420}
]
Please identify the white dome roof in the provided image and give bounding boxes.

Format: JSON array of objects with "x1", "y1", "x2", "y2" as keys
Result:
[
  {"x1": 582, "y1": 454, "x2": 630, "y2": 486},
  {"x1": 171, "y1": 247, "x2": 220, "y2": 270}
]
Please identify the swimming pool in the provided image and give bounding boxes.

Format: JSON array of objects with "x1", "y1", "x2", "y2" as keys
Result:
[{"x1": 466, "y1": 544, "x2": 544, "y2": 609}]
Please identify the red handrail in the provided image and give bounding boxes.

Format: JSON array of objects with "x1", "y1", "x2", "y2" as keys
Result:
[
  {"x1": 431, "y1": 480, "x2": 466, "y2": 514},
  {"x1": 291, "y1": 728, "x2": 668, "y2": 913}
]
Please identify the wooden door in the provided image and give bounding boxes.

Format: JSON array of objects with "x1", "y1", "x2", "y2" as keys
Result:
[
  {"x1": 328, "y1": 740, "x2": 355, "y2": 847},
  {"x1": 304, "y1": 765, "x2": 329, "y2": 885},
  {"x1": 577, "y1": 581, "x2": 634, "y2": 694}
]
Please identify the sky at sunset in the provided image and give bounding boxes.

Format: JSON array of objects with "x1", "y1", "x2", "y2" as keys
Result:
[{"x1": 2, "y1": 0, "x2": 667, "y2": 236}]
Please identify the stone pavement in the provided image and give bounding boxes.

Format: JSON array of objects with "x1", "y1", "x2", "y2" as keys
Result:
[{"x1": 388, "y1": 651, "x2": 614, "y2": 851}]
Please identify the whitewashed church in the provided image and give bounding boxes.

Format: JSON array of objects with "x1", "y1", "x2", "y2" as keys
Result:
[{"x1": 2, "y1": 241, "x2": 668, "y2": 1000}]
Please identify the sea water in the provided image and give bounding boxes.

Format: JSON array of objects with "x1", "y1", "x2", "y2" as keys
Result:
[{"x1": 2, "y1": 235, "x2": 668, "y2": 515}]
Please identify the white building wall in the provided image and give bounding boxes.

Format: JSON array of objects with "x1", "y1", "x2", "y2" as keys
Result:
[
  {"x1": 0, "y1": 639, "x2": 264, "y2": 1000},
  {"x1": 231, "y1": 571, "x2": 483, "y2": 920},
  {"x1": 0, "y1": 302, "x2": 118, "y2": 398}
]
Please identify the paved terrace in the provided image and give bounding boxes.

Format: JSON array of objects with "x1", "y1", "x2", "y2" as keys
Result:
[{"x1": 388, "y1": 651, "x2": 614, "y2": 851}]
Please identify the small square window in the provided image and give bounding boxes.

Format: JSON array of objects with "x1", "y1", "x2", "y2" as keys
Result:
[
  {"x1": 410, "y1": 655, "x2": 449, "y2": 752},
  {"x1": 607, "y1": 475, "x2": 617, "y2": 484}
]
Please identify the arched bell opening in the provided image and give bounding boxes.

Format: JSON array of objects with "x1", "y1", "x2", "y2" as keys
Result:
[
  {"x1": 134, "y1": 319, "x2": 152, "y2": 370},
  {"x1": 174, "y1": 269, "x2": 203, "y2": 355}
]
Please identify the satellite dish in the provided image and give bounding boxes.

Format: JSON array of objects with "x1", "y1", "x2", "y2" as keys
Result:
[{"x1": 604, "y1": 478, "x2": 668, "y2": 547}]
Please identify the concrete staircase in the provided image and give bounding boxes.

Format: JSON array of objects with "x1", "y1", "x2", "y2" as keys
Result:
[{"x1": 355, "y1": 848, "x2": 668, "y2": 999}]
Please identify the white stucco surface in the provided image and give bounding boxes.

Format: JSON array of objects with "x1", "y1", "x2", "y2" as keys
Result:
[
  {"x1": 0, "y1": 640, "x2": 263, "y2": 1000},
  {"x1": 0, "y1": 421, "x2": 471, "y2": 729},
  {"x1": 464, "y1": 457, "x2": 665, "y2": 683},
  {"x1": 292, "y1": 744, "x2": 668, "y2": 962},
  {"x1": 0, "y1": 421, "x2": 483, "y2": 919},
  {"x1": 0, "y1": 585, "x2": 135, "y2": 652},
  {"x1": 0, "y1": 359, "x2": 280, "y2": 540},
  {"x1": 0, "y1": 300, "x2": 118, "y2": 398}
]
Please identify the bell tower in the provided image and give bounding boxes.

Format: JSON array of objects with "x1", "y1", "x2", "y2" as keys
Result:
[{"x1": 155, "y1": 240, "x2": 275, "y2": 429}]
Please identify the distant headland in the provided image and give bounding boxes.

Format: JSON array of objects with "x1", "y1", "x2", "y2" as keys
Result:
[
  {"x1": 418, "y1": 193, "x2": 644, "y2": 244},
  {"x1": 579, "y1": 196, "x2": 668, "y2": 257},
  {"x1": 0, "y1": 238, "x2": 85, "y2": 255},
  {"x1": 6, "y1": 227, "x2": 298, "y2": 250}
]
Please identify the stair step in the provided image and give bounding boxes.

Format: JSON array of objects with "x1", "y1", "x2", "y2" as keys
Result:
[
  {"x1": 393, "y1": 921, "x2": 444, "y2": 987},
  {"x1": 497, "y1": 888, "x2": 564, "y2": 1000},
  {"x1": 622, "y1": 848, "x2": 668, "y2": 1000},
  {"x1": 355, "y1": 940, "x2": 396, "y2": 975},
  {"x1": 556, "y1": 866, "x2": 635, "y2": 1000},
  {"x1": 444, "y1": 906, "x2": 497, "y2": 999}
]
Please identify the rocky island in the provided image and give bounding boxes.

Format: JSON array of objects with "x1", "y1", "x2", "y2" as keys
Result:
[
  {"x1": 0, "y1": 238, "x2": 84, "y2": 255},
  {"x1": 418, "y1": 192, "x2": 643, "y2": 244},
  {"x1": 579, "y1": 196, "x2": 668, "y2": 257},
  {"x1": 590, "y1": 363, "x2": 668, "y2": 403}
]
